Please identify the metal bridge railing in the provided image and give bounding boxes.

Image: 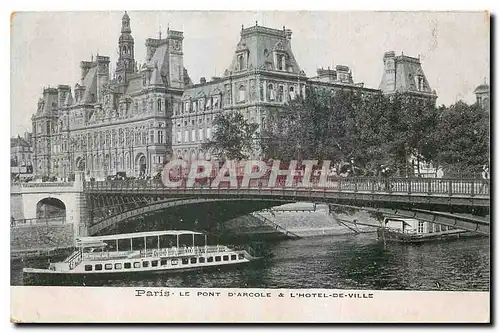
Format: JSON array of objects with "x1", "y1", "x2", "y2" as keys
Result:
[
  {"x1": 11, "y1": 217, "x2": 66, "y2": 228},
  {"x1": 85, "y1": 177, "x2": 490, "y2": 197}
]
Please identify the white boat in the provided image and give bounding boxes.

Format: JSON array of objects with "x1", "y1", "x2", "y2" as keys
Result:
[{"x1": 23, "y1": 230, "x2": 261, "y2": 284}]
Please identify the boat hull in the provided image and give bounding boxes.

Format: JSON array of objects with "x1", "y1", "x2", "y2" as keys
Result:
[
  {"x1": 23, "y1": 259, "x2": 260, "y2": 286},
  {"x1": 377, "y1": 228, "x2": 485, "y2": 244}
]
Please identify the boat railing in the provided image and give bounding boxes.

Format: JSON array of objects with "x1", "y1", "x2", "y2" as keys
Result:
[
  {"x1": 66, "y1": 250, "x2": 83, "y2": 270},
  {"x1": 82, "y1": 250, "x2": 134, "y2": 260},
  {"x1": 139, "y1": 245, "x2": 229, "y2": 258}
]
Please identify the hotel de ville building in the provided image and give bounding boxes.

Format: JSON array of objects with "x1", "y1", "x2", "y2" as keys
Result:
[{"x1": 31, "y1": 12, "x2": 436, "y2": 180}]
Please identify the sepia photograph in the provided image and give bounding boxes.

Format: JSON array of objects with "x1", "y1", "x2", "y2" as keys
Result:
[{"x1": 9, "y1": 9, "x2": 490, "y2": 322}]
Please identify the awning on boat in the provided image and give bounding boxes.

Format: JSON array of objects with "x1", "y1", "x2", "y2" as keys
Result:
[{"x1": 76, "y1": 230, "x2": 205, "y2": 244}]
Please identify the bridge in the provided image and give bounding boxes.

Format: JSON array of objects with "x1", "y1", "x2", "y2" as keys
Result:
[{"x1": 11, "y1": 173, "x2": 490, "y2": 240}]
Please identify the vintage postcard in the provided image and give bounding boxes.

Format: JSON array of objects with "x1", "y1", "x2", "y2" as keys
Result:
[{"x1": 10, "y1": 10, "x2": 490, "y2": 323}]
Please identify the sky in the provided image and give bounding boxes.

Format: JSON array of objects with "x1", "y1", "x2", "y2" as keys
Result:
[{"x1": 10, "y1": 11, "x2": 490, "y2": 136}]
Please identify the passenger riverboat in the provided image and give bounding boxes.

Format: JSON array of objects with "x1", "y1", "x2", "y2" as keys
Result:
[
  {"x1": 23, "y1": 230, "x2": 261, "y2": 284},
  {"x1": 377, "y1": 217, "x2": 478, "y2": 244}
]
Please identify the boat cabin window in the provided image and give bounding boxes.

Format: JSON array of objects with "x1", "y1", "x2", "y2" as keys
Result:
[
  {"x1": 142, "y1": 261, "x2": 149, "y2": 268},
  {"x1": 115, "y1": 263, "x2": 122, "y2": 270},
  {"x1": 238, "y1": 253, "x2": 244, "y2": 259},
  {"x1": 231, "y1": 255, "x2": 237, "y2": 260},
  {"x1": 215, "y1": 256, "x2": 221, "y2": 262},
  {"x1": 151, "y1": 260, "x2": 158, "y2": 267},
  {"x1": 95, "y1": 264, "x2": 103, "y2": 271},
  {"x1": 199, "y1": 257, "x2": 205, "y2": 263},
  {"x1": 85, "y1": 265, "x2": 93, "y2": 272},
  {"x1": 190, "y1": 258, "x2": 197, "y2": 264},
  {"x1": 207, "y1": 257, "x2": 214, "y2": 263},
  {"x1": 105, "y1": 264, "x2": 113, "y2": 270},
  {"x1": 124, "y1": 262, "x2": 131, "y2": 269},
  {"x1": 171, "y1": 259, "x2": 179, "y2": 265},
  {"x1": 223, "y1": 255, "x2": 229, "y2": 261},
  {"x1": 161, "y1": 259, "x2": 168, "y2": 266},
  {"x1": 134, "y1": 262, "x2": 141, "y2": 268},
  {"x1": 182, "y1": 258, "x2": 189, "y2": 265}
]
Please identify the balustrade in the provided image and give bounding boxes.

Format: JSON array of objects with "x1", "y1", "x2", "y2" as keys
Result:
[{"x1": 85, "y1": 177, "x2": 489, "y2": 197}]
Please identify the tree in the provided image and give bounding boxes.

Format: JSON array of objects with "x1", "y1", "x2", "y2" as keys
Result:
[
  {"x1": 201, "y1": 111, "x2": 259, "y2": 160},
  {"x1": 430, "y1": 101, "x2": 489, "y2": 176}
]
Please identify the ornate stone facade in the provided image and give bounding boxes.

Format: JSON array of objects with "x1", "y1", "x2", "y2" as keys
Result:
[
  {"x1": 31, "y1": 13, "x2": 437, "y2": 179},
  {"x1": 32, "y1": 12, "x2": 185, "y2": 179}
]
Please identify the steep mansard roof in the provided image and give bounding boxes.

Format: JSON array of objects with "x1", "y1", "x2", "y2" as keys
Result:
[{"x1": 226, "y1": 25, "x2": 303, "y2": 75}]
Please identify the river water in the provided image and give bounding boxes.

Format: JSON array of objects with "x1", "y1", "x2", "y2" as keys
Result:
[{"x1": 12, "y1": 233, "x2": 489, "y2": 291}]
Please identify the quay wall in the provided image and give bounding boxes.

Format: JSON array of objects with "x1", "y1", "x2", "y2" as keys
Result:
[{"x1": 11, "y1": 223, "x2": 74, "y2": 252}]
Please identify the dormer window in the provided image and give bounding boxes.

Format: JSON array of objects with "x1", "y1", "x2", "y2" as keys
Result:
[
  {"x1": 277, "y1": 55, "x2": 284, "y2": 70},
  {"x1": 238, "y1": 54, "x2": 245, "y2": 71},
  {"x1": 417, "y1": 76, "x2": 425, "y2": 91}
]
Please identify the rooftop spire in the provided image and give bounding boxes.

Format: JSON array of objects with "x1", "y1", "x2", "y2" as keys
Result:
[{"x1": 121, "y1": 11, "x2": 131, "y2": 33}]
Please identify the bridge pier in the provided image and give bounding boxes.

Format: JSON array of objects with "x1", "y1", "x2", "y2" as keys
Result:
[
  {"x1": 73, "y1": 171, "x2": 88, "y2": 239},
  {"x1": 10, "y1": 171, "x2": 89, "y2": 246}
]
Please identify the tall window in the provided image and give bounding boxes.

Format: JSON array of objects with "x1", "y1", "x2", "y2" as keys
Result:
[
  {"x1": 191, "y1": 129, "x2": 196, "y2": 142},
  {"x1": 267, "y1": 84, "x2": 275, "y2": 101},
  {"x1": 157, "y1": 99, "x2": 162, "y2": 113},
  {"x1": 238, "y1": 54, "x2": 244, "y2": 70},
  {"x1": 206, "y1": 128, "x2": 211, "y2": 140},
  {"x1": 177, "y1": 131, "x2": 181, "y2": 143},
  {"x1": 238, "y1": 85, "x2": 246, "y2": 102},
  {"x1": 417, "y1": 221, "x2": 424, "y2": 233},
  {"x1": 158, "y1": 131, "x2": 164, "y2": 144},
  {"x1": 417, "y1": 76, "x2": 424, "y2": 91},
  {"x1": 289, "y1": 86, "x2": 296, "y2": 100},
  {"x1": 199, "y1": 129, "x2": 204, "y2": 141},
  {"x1": 277, "y1": 85, "x2": 284, "y2": 102},
  {"x1": 277, "y1": 55, "x2": 283, "y2": 70}
]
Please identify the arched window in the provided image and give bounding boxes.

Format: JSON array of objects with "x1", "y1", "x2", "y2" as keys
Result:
[
  {"x1": 289, "y1": 86, "x2": 296, "y2": 100},
  {"x1": 238, "y1": 85, "x2": 246, "y2": 102},
  {"x1": 277, "y1": 55, "x2": 283, "y2": 70}
]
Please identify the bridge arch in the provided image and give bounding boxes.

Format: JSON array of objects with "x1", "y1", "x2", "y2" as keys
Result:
[
  {"x1": 36, "y1": 197, "x2": 67, "y2": 220},
  {"x1": 89, "y1": 197, "x2": 294, "y2": 235},
  {"x1": 89, "y1": 196, "x2": 490, "y2": 237}
]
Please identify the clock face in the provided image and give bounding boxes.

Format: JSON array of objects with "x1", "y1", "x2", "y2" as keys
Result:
[{"x1": 173, "y1": 40, "x2": 181, "y2": 51}]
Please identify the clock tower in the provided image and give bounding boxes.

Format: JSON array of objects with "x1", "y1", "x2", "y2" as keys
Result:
[{"x1": 115, "y1": 11, "x2": 136, "y2": 87}]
